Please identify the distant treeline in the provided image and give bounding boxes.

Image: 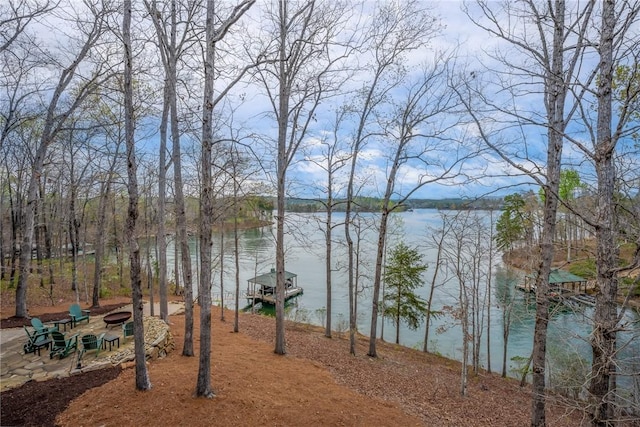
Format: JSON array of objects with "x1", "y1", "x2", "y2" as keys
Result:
[{"x1": 283, "y1": 197, "x2": 504, "y2": 213}]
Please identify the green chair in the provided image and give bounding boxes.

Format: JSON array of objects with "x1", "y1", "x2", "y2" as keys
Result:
[
  {"x1": 23, "y1": 326, "x2": 51, "y2": 355},
  {"x1": 50, "y1": 331, "x2": 78, "y2": 359},
  {"x1": 69, "y1": 304, "x2": 90, "y2": 327},
  {"x1": 122, "y1": 321, "x2": 134, "y2": 341},
  {"x1": 80, "y1": 333, "x2": 105, "y2": 358},
  {"x1": 30, "y1": 318, "x2": 57, "y2": 336}
]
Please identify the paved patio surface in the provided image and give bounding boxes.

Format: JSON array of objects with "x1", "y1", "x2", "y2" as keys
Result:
[{"x1": 0, "y1": 301, "x2": 183, "y2": 391}]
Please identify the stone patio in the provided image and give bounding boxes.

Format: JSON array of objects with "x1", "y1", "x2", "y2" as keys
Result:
[{"x1": 0, "y1": 301, "x2": 183, "y2": 391}]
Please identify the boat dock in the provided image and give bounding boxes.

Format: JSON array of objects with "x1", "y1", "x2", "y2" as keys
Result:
[
  {"x1": 516, "y1": 284, "x2": 596, "y2": 308},
  {"x1": 245, "y1": 269, "x2": 304, "y2": 305},
  {"x1": 516, "y1": 269, "x2": 596, "y2": 308}
]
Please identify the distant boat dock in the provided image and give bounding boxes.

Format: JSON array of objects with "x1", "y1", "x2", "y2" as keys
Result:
[
  {"x1": 516, "y1": 269, "x2": 596, "y2": 307},
  {"x1": 245, "y1": 269, "x2": 303, "y2": 305}
]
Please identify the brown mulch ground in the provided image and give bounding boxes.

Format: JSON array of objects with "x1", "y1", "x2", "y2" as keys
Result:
[
  {"x1": 1, "y1": 298, "x2": 589, "y2": 427},
  {"x1": 1, "y1": 367, "x2": 122, "y2": 427}
]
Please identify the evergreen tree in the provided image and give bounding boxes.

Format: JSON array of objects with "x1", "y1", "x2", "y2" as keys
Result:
[
  {"x1": 382, "y1": 242, "x2": 428, "y2": 344},
  {"x1": 495, "y1": 193, "x2": 526, "y2": 251}
]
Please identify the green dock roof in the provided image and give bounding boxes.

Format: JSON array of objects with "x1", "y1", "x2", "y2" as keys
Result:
[
  {"x1": 248, "y1": 269, "x2": 297, "y2": 287},
  {"x1": 527, "y1": 269, "x2": 587, "y2": 284}
]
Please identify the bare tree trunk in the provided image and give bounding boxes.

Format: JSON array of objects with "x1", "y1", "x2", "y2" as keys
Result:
[
  {"x1": 472, "y1": 231, "x2": 482, "y2": 375},
  {"x1": 273, "y1": 0, "x2": 290, "y2": 356},
  {"x1": 354, "y1": 218, "x2": 363, "y2": 339},
  {"x1": 92, "y1": 166, "x2": 116, "y2": 307},
  {"x1": 530, "y1": 2, "x2": 576, "y2": 423},
  {"x1": 460, "y1": 268, "x2": 469, "y2": 397},
  {"x1": 0, "y1": 175, "x2": 5, "y2": 281},
  {"x1": 68, "y1": 154, "x2": 80, "y2": 300},
  {"x1": 170, "y1": 13, "x2": 195, "y2": 356},
  {"x1": 502, "y1": 303, "x2": 513, "y2": 378},
  {"x1": 69, "y1": 195, "x2": 80, "y2": 303},
  {"x1": 486, "y1": 210, "x2": 494, "y2": 374},
  {"x1": 156, "y1": 26, "x2": 169, "y2": 325},
  {"x1": 312, "y1": 118, "x2": 351, "y2": 339},
  {"x1": 44, "y1": 191, "x2": 54, "y2": 289},
  {"x1": 344, "y1": 65, "x2": 377, "y2": 356},
  {"x1": 144, "y1": 0, "x2": 191, "y2": 325},
  {"x1": 219, "y1": 221, "x2": 225, "y2": 321},
  {"x1": 394, "y1": 284, "x2": 400, "y2": 344},
  {"x1": 81, "y1": 214, "x2": 90, "y2": 304},
  {"x1": 368, "y1": 206, "x2": 389, "y2": 357},
  {"x1": 16, "y1": 128, "x2": 49, "y2": 317},
  {"x1": 173, "y1": 236, "x2": 180, "y2": 296},
  {"x1": 144, "y1": 194, "x2": 154, "y2": 317},
  {"x1": 176, "y1": 114, "x2": 194, "y2": 357},
  {"x1": 123, "y1": 0, "x2": 151, "y2": 391},
  {"x1": 193, "y1": 0, "x2": 255, "y2": 394},
  {"x1": 92, "y1": 183, "x2": 107, "y2": 307},
  {"x1": 34, "y1": 188, "x2": 44, "y2": 289},
  {"x1": 112, "y1": 194, "x2": 124, "y2": 289},
  {"x1": 324, "y1": 184, "x2": 333, "y2": 339},
  {"x1": 156, "y1": 82, "x2": 168, "y2": 322},
  {"x1": 345, "y1": 202, "x2": 356, "y2": 354},
  {"x1": 196, "y1": 0, "x2": 216, "y2": 398},
  {"x1": 441, "y1": 212, "x2": 475, "y2": 396},
  {"x1": 589, "y1": 0, "x2": 619, "y2": 422},
  {"x1": 531, "y1": 118, "x2": 563, "y2": 426},
  {"x1": 233, "y1": 170, "x2": 240, "y2": 333},
  {"x1": 424, "y1": 225, "x2": 445, "y2": 353},
  {"x1": 8, "y1": 183, "x2": 20, "y2": 287}
]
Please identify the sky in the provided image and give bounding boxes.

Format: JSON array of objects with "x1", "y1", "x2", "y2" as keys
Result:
[
  {"x1": 230, "y1": 0, "x2": 545, "y2": 201},
  {"x1": 250, "y1": 1, "x2": 537, "y2": 200},
  {"x1": 13, "y1": 0, "x2": 639, "y2": 201}
]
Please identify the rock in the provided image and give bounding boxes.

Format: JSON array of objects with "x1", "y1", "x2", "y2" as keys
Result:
[
  {"x1": 12, "y1": 368, "x2": 31, "y2": 376},
  {"x1": 24, "y1": 361, "x2": 45, "y2": 370}
]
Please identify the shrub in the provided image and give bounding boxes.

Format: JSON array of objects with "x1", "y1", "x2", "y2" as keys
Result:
[
  {"x1": 568, "y1": 259, "x2": 596, "y2": 279},
  {"x1": 99, "y1": 287, "x2": 112, "y2": 298}
]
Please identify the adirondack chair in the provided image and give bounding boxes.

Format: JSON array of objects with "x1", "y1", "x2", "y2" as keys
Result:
[
  {"x1": 30, "y1": 318, "x2": 57, "y2": 336},
  {"x1": 122, "y1": 321, "x2": 134, "y2": 341},
  {"x1": 80, "y1": 333, "x2": 105, "y2": 359},
  {"x1": 50, "y1": 331, "x2": 78, "y2": 359},
  {"x1": 69, "y1": 304, "x2": 90, "y2": 327},
  {"x1": 23, "y1": 326, "x2": 51, "y2": 355}
]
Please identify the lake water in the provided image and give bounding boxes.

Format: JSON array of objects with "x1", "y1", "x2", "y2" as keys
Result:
[{"x1": 163, "y1": 209, "x2": 639, "y2": 391}]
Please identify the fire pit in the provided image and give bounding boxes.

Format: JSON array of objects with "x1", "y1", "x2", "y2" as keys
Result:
[{"x1": 103, "y1": 311, "x2": 131, "y2": 327}]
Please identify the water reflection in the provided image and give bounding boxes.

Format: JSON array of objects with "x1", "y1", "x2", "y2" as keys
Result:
[{"x1": 158, "y1": 210, "x2": 639, "y2": 391}]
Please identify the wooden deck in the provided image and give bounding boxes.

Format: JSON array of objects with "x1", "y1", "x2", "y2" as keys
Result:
[
  {"x1": 245, "y1": 287, "x2": 303, "y2": 305},
  {"x1": 515, "y1": 284, "x2": 597, "y2": 307}
]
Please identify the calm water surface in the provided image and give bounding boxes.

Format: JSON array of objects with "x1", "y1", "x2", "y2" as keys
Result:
[{"x1": 162, "y1": 210, "x2": 639, "y2": 386}]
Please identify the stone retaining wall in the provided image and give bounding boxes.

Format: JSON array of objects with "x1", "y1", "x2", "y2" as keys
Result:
[{"x1": 108, "y1": 316, "x2": 174, "y2": 366}]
